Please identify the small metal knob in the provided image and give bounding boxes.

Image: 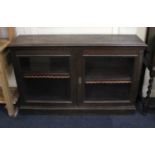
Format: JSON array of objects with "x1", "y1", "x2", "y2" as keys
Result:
[{"x1": 78, "y1": 77, "x2": 82, "y2": 84}]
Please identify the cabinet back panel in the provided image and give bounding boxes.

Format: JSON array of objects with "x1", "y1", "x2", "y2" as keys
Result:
[{"x1": 24, "y1": 79, "x2": 71, "y2": 102}]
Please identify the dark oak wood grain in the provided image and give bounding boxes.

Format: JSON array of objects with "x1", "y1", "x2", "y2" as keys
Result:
[
  {"x1": 10, "y1": 34, "x2": 146, "y2": 47},
  {"x1": 9, "y1": 34, "x2": 146, "y2": 113}
]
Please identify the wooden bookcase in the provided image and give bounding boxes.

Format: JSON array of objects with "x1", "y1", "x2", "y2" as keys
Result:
[
  {"x1": 9, "y1": 35, "x2": 146, "y2": 114},
  {"x1": 0, "y1": 27, "x2": 18, "y2": 116}
]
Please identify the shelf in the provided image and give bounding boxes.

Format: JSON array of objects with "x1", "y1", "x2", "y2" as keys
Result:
[
  {"x1": 85, "y1": 80, "x2": 131, "y2": 84},
  {"x1": 85, "y1": 84, "x2": 130, "y2": 101},
  {"x1": 24, "y1": 72, "x2": 70, "y2": 79},
  {"x1": 24, "y1": 78, "x2": 71, "y2": 103}
]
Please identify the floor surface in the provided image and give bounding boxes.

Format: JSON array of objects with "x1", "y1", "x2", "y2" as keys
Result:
[{"x1": 0, "y1": 107, "x2": 155, "y2": 128}]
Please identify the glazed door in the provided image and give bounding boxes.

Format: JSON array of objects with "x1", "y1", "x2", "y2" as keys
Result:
[
  {"x1": 12, "y1": 48, "x2": 77, "y2": 107},
  {"x1": 78, "y1": 49, "x2": 139, "y2": 107}
]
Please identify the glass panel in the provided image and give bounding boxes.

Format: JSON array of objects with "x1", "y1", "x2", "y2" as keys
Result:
[
  {"x1": 85, "y1": 57, "x2": 134, "y2": 82},
  {"x1": 18, "y1": 56, "x2": 71, "y2": 103},
  {"x1": 24, "y1": 78, "x2": 71, "y2": 102},
  {"x1": 84, "y1": 56, "x2": 134, "y2": 102},
  {"x1": 85, "y1": 84, "x2": 130, "y2": 101},
  {"x1": 19, "y1": 56, "x2": 70, "y2": 78}
]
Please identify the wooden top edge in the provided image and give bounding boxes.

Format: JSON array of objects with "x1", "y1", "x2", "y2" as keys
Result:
[
  {"x1": 9, "y1": 34, "x2": 147, "y2": 48},
  {"x1": 0, "y1": 39, "x2": 10, "y2": 52}
]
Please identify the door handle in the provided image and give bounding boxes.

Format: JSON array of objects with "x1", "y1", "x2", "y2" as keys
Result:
[{"x1": 78, "y1": 77, "x2": 82, "y2": 85}]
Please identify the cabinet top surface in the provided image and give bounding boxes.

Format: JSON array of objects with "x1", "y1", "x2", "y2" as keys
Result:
[{"x1": 10, "y1": 34, "x2": 146, "y2": 48}]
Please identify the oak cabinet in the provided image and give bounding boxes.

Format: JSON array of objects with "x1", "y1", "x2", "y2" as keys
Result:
[{"x1": 9, "y1": 35, "x2": 146, "y2": 113}]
